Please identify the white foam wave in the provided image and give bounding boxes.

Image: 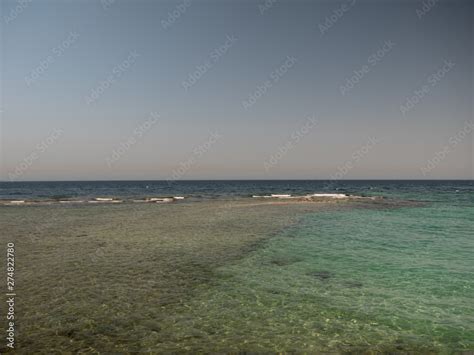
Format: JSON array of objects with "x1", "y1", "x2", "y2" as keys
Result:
[{"x1": 308, "y1": 193, "x2": 348, "y2": 198}]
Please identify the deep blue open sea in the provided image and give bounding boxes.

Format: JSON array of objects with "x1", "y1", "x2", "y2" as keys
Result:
[{"x1": 1, "y1": 180, "x2": 473, "y2": 202}]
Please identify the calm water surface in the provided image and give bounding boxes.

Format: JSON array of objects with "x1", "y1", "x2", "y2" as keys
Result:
[{"x1": 0, "y1": 181, "x2": 472, "y2": 352}]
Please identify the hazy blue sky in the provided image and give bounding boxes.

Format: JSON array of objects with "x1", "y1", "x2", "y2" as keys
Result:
[{"x1": 1, "y1": 0, "x2": 472, "y2": 180}]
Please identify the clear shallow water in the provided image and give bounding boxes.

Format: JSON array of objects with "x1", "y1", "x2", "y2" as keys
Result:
[
  {"x1": 0, "y1": 181, "x2": 473, "y2": 352},
  {"x1": 165, "y1": 203, "x2": 473, "y2": 352}
]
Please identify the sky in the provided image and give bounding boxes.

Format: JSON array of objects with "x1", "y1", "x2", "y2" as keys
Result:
[{"x1": 0, "y1": 0, "x2": 473, "y2": 181}]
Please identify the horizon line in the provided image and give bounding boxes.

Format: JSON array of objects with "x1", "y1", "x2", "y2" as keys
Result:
[{"x1": 1, "y1": 179, "x2": 473, "y2": 183}]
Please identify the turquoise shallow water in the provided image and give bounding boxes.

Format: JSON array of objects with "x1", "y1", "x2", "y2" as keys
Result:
[{"x1": 155, "y1": 190, "x2": 473, "y2": 352}]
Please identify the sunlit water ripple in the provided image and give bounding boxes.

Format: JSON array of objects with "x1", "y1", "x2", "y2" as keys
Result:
[{"x1": 0, "y1": 180, "x2": 472, "y2": 352}]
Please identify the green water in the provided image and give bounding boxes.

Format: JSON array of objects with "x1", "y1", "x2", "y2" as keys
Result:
[
  {"x1": 0, "y1": 191, "x2": 473, "y2": 353},
  {"x1": 158, "y1": 203, "x2": 473, "y2": 352}
]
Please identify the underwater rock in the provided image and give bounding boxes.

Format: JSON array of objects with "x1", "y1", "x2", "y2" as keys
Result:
[
  {"x1": 309, "y1": 271, "x2": 332, "y2": 281},
  {"x1": 142, "y1": 320, "x2": 162, "y2": 332},
  {"x1": 57, "y1": 327, "x2": 77, "y2": 338},
  {"x1": 270, "y1": 256, "x2": 302, "y2": 266},
  {"x1": 344, "y1": 281, "x2": 363, "y2": 288}
]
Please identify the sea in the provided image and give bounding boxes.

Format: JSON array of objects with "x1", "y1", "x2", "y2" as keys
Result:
[
  {"x1": 0, "y1": 180, "x2": 472, "y2": 352},
  {"x1": 0, "y1": 179, "x2": 473, "y2": 202}
]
